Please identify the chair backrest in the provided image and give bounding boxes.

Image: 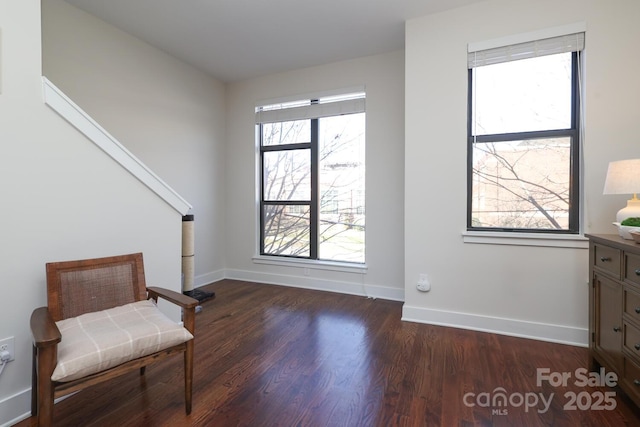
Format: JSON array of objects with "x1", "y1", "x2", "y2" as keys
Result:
[{"x1": 45, "y1": 253, "x2": 148, "y2": 322}]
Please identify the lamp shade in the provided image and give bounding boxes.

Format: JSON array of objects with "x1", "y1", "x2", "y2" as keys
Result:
[
  {"x1": 603, "y1": 159, "x2": 640, "y2": 195},
  {"x1": 603, "y1": 158, "x2": 640, "y2": 238}
]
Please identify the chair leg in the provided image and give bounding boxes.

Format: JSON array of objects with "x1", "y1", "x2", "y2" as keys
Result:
[
  {"x1": 36, "y1": 345, "x2": 57, "y2": 427},
  {"x1": 184, "y1": 340, "x2": 194, "y2": 414},
  {"x1": 31, "y1": 345, "x2": 37, "y2": 416}
]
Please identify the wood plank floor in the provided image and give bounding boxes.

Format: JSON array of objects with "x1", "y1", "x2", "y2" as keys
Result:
[{"x1": 17, "y1": 279, "x2": 640, "y2": 426}]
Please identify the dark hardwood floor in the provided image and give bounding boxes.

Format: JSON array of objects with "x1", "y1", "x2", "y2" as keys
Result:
[{"x1": 17, "y1": 279, "x2": 640, "y2": 426}]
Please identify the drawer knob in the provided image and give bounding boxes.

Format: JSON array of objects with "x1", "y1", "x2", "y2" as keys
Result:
[
  {"x1": 636, "y1": 344, "x2": 640, "y2": 350},
  {"x1": 600, "y1": 257, "x2": 612, "y2": 262},
  {"x1": 635, "y1": 269, "x2": 640, "y2": 276},
  {"x1": 614, "y1": 326, "x2": 622, "y2": 332},
  {"x1": 635, "y1": 379, "x2": 640, "y2": 386},
  {"x1": 636, "y1": 307, "x2": 640, "y2": 314}
]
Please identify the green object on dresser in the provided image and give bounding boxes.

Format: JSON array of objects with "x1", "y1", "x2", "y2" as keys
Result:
[{"x1": 622, "y1": 217, "x2": 640, "y2": 227}]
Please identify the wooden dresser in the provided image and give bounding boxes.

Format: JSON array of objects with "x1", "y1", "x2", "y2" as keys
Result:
[{"x1": 587, "y1": 233, "x2": 640, "y2": 406}]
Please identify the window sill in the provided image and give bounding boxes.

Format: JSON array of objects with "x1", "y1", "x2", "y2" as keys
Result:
[
  {"x1": 252, "y1": 255, "x2": 368, "y2": 274},
  {"x1": 461, "y1": 230, "x2": 589, "y2": 249}
]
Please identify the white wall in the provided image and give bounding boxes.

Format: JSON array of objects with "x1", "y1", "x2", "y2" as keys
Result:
[
  {"x1": 404, "y1": 0, "x2": 640, "y2": 345},
  {"x1": 0, "y1": 0, "x2": 184, "y2": 424},
  {"x1": 225, "y1": 51, "x2": 405, "y2": 300},
  {"x1": 41, "y1": 0, "x2": 228, "y2": 286}
]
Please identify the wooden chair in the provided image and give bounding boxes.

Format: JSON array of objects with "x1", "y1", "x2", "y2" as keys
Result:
[{"x1": 30, "y1": 253, "x2": 198, "y2": 426}]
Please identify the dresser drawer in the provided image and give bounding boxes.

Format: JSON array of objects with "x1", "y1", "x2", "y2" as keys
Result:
[
  {"x1": 623, "y1": 357, "x2": 640, "y2": 404},
  {"x1": 625, "y1": 286, "x2": 640, "y2": 324},
  {"x1": 594, "y1": 243, "x2": 621, "y2": 277},
  {"x1": 625, "y1": 321, "x2": 640, "y2": 363},
  {"x1": 625, "y1": 252, "x2": 640, "y2": 287}
]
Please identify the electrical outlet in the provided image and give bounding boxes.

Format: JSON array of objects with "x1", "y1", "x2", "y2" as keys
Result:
[
  {"x1": 417, "y1": 273, "x2": 431, "y2": 292},
  {"x1": 0, "y1": 337, "x2": 15, "y2": 362}
]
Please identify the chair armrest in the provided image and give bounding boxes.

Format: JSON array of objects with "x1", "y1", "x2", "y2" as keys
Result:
[
  {"x1": 147, "y1": 287, "x2": 198, "y2": 309},
  {"x1": 30, "y1": 307, "x2": 61, "y2": 348},
  {"x1": 147, "y1": 287, "x2": 198, "y2": 335}
]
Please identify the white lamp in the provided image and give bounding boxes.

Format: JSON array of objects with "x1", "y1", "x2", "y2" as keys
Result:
[{"x1": 603, "y1": 159, "x2": 640, "y2": 238}]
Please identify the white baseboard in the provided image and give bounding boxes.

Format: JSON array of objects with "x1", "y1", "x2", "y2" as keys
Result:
[
  {"x1": 224, "y1": 268, "x2": 404, "y2": 301},
  {"x1": 0, "y1": 388, "x2": 31, "y2": 427},
  {"x1": 402, "y1": 304, "x2": 588, "y2": 347},
  {"x1": 193, "y1": 269, "x2": 225, "y2": 288}
]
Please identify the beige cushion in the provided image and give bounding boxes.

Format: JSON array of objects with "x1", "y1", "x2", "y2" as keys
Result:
[{"x1": 52, "y1": 300, "x2": 193, "y2": 382}]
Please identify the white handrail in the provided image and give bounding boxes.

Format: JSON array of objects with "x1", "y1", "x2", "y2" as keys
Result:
[{"x1": 42, "y1": 77, "x2": 192, "y2": 215}]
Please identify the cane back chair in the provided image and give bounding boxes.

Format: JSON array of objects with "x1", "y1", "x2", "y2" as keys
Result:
[{"x1": 30, "y1": 253, "x2": 198, "y2": 426}]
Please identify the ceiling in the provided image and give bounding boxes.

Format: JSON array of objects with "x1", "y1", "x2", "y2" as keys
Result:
[{"x1": 63, "y1": 0, "x2": 484, "y2": 83}]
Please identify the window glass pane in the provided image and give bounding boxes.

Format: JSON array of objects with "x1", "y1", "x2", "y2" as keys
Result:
[
  {"x1": 263, "y1": 149, "x2": 310, "y2": 201},
  {"x1": 472, "y1": 53, "x2": 572, "y2": 135},
  {"x1": 262, "y1": 120, "x2": 311, "y2": 146},
  {"x1": 263, "y1": 205, "x2": 310, "y2": 257},
  {"x1": 318, "y1": 113, "x2": 365, "y2": 263},
  {"x1": 471, "y1": 137, "x2": 571, "y2": 230}
]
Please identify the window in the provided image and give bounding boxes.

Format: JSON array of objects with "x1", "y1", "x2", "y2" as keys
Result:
[
  {"x1": 256, "y1": 92, "x2": 366, "y2": 263},
  {"x1": 467, "y1": 33, "x2": 584, "y2": 233}
]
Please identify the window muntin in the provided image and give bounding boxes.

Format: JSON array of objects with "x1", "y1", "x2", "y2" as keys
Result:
[
  {"x1": 468, "y1": 51, "x2": 580, "y2": 233},
  {"x1": 258, "y1": 93, "x2": 366, "y2": 263}
]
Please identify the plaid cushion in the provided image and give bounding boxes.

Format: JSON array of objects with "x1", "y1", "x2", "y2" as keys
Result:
[{"x1": 52, "y1": 300, "x2": 193, "y2": 382}]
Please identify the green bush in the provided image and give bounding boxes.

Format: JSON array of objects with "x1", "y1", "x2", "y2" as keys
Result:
[{"x1": 621, "y1": 217, "x2": 640, "y2": 227}]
